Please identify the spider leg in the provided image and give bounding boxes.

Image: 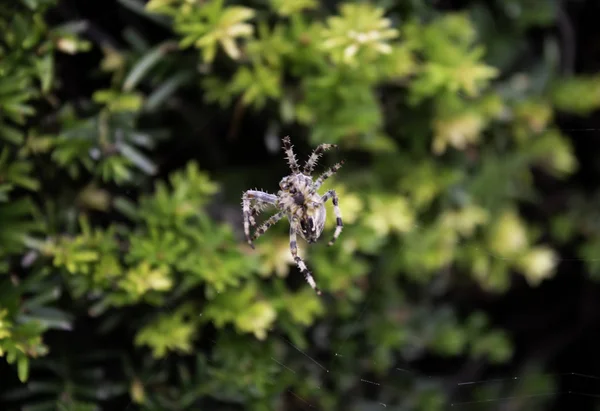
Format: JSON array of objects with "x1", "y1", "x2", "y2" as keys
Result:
[
  {"x1": 314, "y1": 160, "x2": 345, "y2": 190},
  {"x1": 250, "y1": 205, "x2": 260, "y2": 226},
  {"x1": 251, "y1": 211, "x2": 284, "y2": 242},
  {"x1": 242, "y1": 190, "x2": 277, "y2": 248},
  {"x1": 282, "y1": 136, "x2": 300, "y2": 174},
  {"x1": 290, "y1": 218, "x2": 322, "y2": 296},
  {"x1": 322, "y1": 190, "x2": 343, "y2": 246},
  {"x1": 303, "y1": 143, "x2": 337, "y2": 175},
  {"x1": 250, "y1": 201, "x2": 271, "y2": 226}
]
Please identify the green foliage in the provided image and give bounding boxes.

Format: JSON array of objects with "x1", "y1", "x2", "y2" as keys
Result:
[
  {"x1": 135, "y1": 304, "x2": 199, "y2": 358},
  {"x1": 320, "y1": 3, "x2": 399, "y2": 66},
  {"x1": 406, "y1": 14, "x2": 499, "y2": 104},
  {"x1": 0, "y1": 309, "x2": 47, "y2": 382},
  {"x1": 550, "y1": 74, "x2": 600, "y2": 115},
  {"x1": 1, "y1": 0, "x2": 599, "y2": 410},
  {"x1": 47, "y1": 162, "x2": 252, "y2": 310},
  {"x1": 148, "y1": 0, "x2": 255, "y2": 63}
]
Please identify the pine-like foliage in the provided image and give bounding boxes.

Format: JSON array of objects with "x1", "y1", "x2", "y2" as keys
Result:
[{"x1": 1, "y1": 0, "x2": 600, "y2": 410}]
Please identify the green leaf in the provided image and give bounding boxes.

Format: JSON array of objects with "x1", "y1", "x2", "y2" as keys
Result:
[
  {"x1": 93, "y1": 90, "x2": 144, "y2": 112},
  {"x1": 123, "y1": 42, "x2": 176, "y2": 91},
  {"x1": 36, "y1": 53, "x2": 54, "y2": 94},
  {"x1": 117, "y1": 142, "x2": 157, "y2": 175},
  {"x1": 17, "y1": 356, "x2": 29, "y2": 382},
  {"x1": 21, "y1": 287, "x2": 61, "y2": 310},
  {"x1": 145, "y1": 71, "x2": 192, "y2": 112},
  {"x1": 551, "y1": 75, "x2": 600, "y2": 115},
  {"x1": 0, "y1": 124, "x2": 25, "y2": 144}
]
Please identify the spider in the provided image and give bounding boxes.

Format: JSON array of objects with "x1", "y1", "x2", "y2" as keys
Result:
[{"x1": 242, "y1": 136, "x2": 344, "y2": 295}]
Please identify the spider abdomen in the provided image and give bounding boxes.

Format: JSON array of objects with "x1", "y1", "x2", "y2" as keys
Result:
[{"x1": 298, "y1": 203, "x2": 326, "y2": 243}]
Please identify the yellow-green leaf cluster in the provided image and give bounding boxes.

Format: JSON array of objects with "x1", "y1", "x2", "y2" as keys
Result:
[
  {"x1": 320, "y1": 3, "x2": 399, "y2": 66},
  {"x1": 135, "y1": 305, "x2": 199, "y2": 358}
]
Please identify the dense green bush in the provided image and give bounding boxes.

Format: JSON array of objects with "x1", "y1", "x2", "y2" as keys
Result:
[{"x1": 2, "y1": 0, "x2": 600, "y2": 409}]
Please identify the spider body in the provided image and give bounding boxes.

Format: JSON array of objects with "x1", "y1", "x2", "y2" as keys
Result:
[
  {"x1": 276, "y1": 174, "x2": 326, "y2": 243},
  {"x1": 242, "y1": 136, "x2": 344, "y2": 295}
]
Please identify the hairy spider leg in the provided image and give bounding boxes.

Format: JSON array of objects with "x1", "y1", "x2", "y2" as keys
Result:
[
  {"x1": 251, "y1": 211, "x2": 285, "y2": 242},
  {"x1": 282, "y1": 135, "x2": 300, "y2": 174},
  {"x1": 242, "y1": 190, "x2": 277, "y2": 248},
  {"x1": 249, "y1": 204, "x2": 260, "y2": 225},
  {"x1": 290, "y1": 218, "x2": 322, "y2": 295},
  {"x1": 322, "y1": 190, "x2": 343, "y2": 246},
  {"x1": 249, "y1": 201, "x2": 273, "y2": 226},
  {"x1": 243, "y1": 190, "x2": 277, "y2": 228},
  {"x1": 303, "y1": 143, "x2": 338, "y2": 175},
  {"x1": 314, "y1": 160, "x2": 345, "y2": 190}
]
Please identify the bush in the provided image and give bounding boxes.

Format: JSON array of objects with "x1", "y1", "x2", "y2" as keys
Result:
[{"x1": 1, "y1": 0, "x2": 599, "y2": 409}]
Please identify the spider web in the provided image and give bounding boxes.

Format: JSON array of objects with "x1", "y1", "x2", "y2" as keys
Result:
[
  {"x1": 247, "y1": 127, "x2": 600, "y2": 411},
  {"x1": 118, "y1": 126, "x2": 600, "y2": 411},
  {"x1": 264, "y1": 240, "x2": 600, "y2": 408}
]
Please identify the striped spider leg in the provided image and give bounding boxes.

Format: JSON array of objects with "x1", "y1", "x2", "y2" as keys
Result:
[
  {"x1": 321, "y1": 190, "x2": 343, "y2": 246},
  {"x1": 251, "y1": 211, "x2": 285, "y2": 243},
  {"x1": 249, "y1": 200, "x2": 271, "y2": 226},
  {"x1": 242, "y1": 190, "x2": 277, "y2": 249},
  {"x1": 310, "y1": 161, "x2": 345, "y2": 246},
  {"x1": 282, "y1": 135, "x2": 300, "y2": 174},
  {"x1": 314, "y1": 160, "x2": 345, "y2": 190},
  {"x1": 289, "y1": 216, "x2": 321, "y2": 295},
  {"x1": 303, "y1": 143, "x2": 338, "y2": 175}
]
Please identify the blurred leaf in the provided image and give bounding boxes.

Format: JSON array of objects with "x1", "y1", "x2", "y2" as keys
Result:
[{"x1": 123, "y1": 42, "x2": 176, "y2": 91}]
